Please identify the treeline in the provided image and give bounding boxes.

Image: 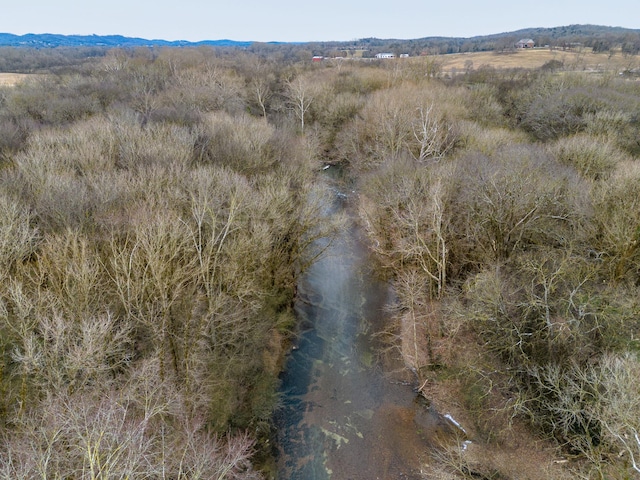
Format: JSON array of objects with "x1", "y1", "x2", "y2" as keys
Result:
[
  {"x1": 2, "y1": 25, "x2": 639, "y2": 73},
  {"x1": 0, "y1": 44, "x2": 314, "y2": 74},
  {"x1": 0, "y1": 46, "x2": 108, "y2": 73},
  {"x1": 306, "y1": 25, "x2": 640, "y2": 57}
]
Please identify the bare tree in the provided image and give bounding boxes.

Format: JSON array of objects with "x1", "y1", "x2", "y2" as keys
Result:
[
  {"x1": 410, "y1": 103, "x2": 455, "y2": 162},
  {"x1": 452, "y1": 146, "x2": 584, "y2": 263},
  {"x1": 0, "y1": 194, "x2": 38, "y2": 275},
  {"x1": 392, "y1": 179, "x2": 448, "y2": 299},
  {"x1": 285, "y1": 76, "x2": 315, "y2": 133},
  {"x1": 599, "y1": 353, "x2": 640, "y2": 476},
  {"x1": 251, "y1": 76, "x2": 272, "y2": 121}
]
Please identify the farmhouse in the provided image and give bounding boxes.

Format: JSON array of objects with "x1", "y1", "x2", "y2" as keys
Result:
[{"x1": 516, "y1": 39, "x2": 535, "y2": 48}]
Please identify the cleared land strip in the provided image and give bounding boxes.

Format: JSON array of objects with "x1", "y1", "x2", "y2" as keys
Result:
[
  {"x1": 436, "y1": 48, "x2": 639, "y2": 73},
  {"x1": 0, "y1": 73, "x2": 32, "y2": 86}
]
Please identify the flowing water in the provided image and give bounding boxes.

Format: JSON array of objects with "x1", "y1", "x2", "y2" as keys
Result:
[{"x1": 274, "y1": 175, "x2": 455, "y2": 480}]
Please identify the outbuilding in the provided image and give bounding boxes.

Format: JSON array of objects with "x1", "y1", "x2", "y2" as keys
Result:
[{"x1": 516, "y1": 39, "x2": 535, "y2": 48}]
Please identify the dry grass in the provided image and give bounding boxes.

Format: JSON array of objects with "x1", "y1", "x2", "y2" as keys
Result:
[
  {"x1": 0, "y1": 73, "x2": 34, "y2": 86},
  {"x1": 431, "y1": 48, "x2": 640, "y2": 73}
]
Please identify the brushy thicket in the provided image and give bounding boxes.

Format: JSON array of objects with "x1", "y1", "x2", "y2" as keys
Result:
[
  {"x1": 0, "y1": 48, "x2": 333, "y2": 478},
  {"x1": 349, "y1": 62, "x2": 640, "y2": 478},
  {"x1": 0, "y1": 46, "x2": 639, "y2": 479}
]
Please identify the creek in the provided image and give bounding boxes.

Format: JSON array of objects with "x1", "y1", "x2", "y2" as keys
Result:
[{"x1": 274, "y1": 172, "x2": 455, "y2": 479}]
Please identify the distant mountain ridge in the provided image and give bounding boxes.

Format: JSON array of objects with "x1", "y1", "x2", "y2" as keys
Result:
[
  {"x1": 0, "y1": 33, "x2": 253, "y2": 48},
  {"x1": 0, "y1": 25, "x2": 638, "y2": 50},
  {"x1": 416, "y1": 24, "x2": 640, "y2": 42},
  {"x1": 322, "y1": 24, "x2": 640, "y2": 57}
]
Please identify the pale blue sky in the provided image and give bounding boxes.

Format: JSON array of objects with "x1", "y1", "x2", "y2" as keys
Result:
[{"x1": 2, "y1": 0, "x2": 639, "y2": 42}]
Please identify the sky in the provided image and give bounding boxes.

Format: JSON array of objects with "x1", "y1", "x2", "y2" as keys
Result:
[{"x1": 2, "y1": 0, "x2": 639, "y2": 43}]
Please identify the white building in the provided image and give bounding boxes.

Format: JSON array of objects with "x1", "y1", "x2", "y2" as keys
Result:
[{"x1": 375, "y1": 53, "x2": 395, "y2": 59}]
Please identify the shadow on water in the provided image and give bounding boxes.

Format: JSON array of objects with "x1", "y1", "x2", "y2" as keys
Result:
[{"x1": 274, "y1": 172, "x2": 455, "y2": 480}]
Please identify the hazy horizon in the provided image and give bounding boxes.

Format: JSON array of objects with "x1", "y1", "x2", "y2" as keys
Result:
[{"x1": 3, "y1": 0, "x2": 639, "y2": 43}]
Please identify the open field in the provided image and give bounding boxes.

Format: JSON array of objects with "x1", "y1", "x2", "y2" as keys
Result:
[
  {"x1": 0, "y1": 72, "x2": 32, "y2": 86},
  {"x1": 434, "y1": 48, "x2": 640, "y2": 73}
]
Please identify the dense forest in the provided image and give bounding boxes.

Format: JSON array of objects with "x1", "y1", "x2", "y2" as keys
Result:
[{"x1": 0, "y1": 42, "x2": 639, "y2": 479}]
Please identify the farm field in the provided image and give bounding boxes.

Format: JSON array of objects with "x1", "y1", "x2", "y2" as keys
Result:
[
  {"x1": 435, "y1": 48, "x2": 640, "y2": 73},
  {"x1": 0, "y1": 72, "x2": 33, "y2": 86}
]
